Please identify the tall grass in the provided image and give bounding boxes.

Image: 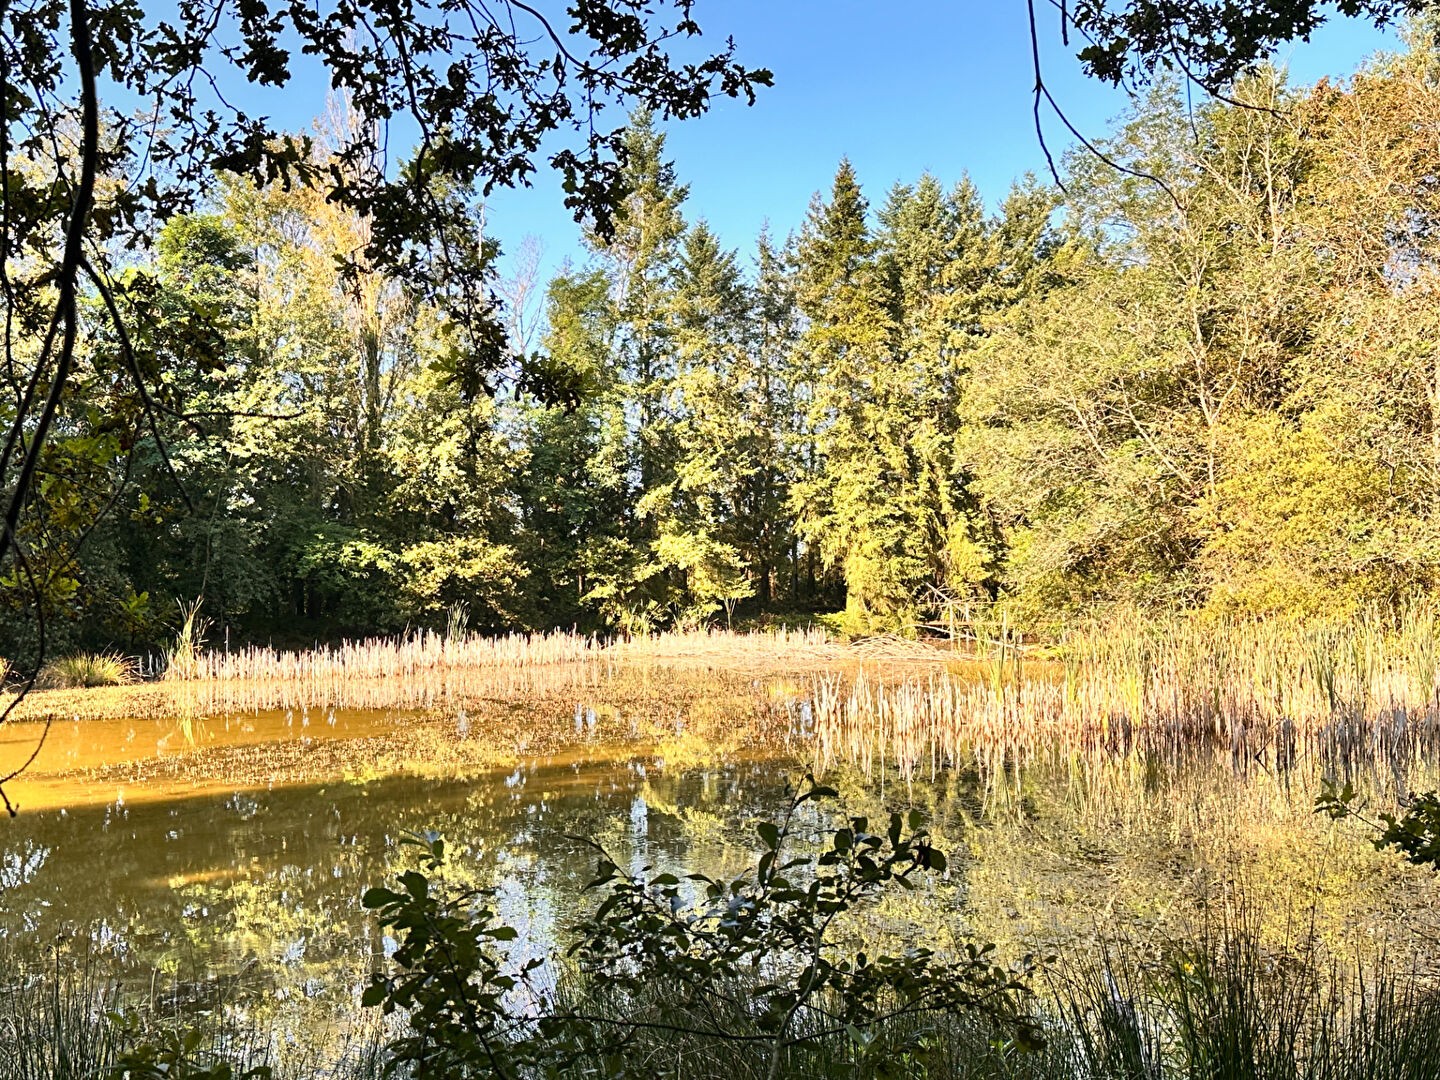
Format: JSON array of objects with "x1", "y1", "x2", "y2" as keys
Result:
[
  {"x1": 168, "y1": 626, "x2": 836, "y2": 683},
  {"x1": 36, "y1": 652, "x2": 135, "y2": 690},
  {"x1": 163, "y1": 597, "x2": 210, "y2": 682},
  {"x1": 160, "y1": 627, "x2": 837, "y2": 713},
  {"x1": 1044, "y1": 923, "x2": 1440, "y2": 1080},
  {"x1": 0, "y1": 954, "x2": 121, "y2": 1079},
  {"x1": 0, "y1": 952, "x2": 387, "y2": 1080},
  {"x1": 810, "y1": 607, "x2": 1440, "y2": 786}
]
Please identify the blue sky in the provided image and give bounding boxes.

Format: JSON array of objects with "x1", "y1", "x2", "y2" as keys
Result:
[{"x1": 475, "y1": 2, "x2": 1400, "y2": 282}]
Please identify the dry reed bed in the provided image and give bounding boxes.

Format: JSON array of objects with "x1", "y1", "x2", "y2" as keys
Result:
[
  {"x1": 173, "y1": 627, "x2": 837, "y2": 681},
  {"x1": 179, "y1": 627, "x2": 838, "y2": 679},
  {"x1": 809, "y1": 609, "x2": 1440, "y2": 786},
  {"x1": 166, "y1": 658, "x2": 620, "y2": 715},
  {"x1": 175, "y1": 630, "x2": 604, "y2": 682},
  {"x1": 161, "y1": 627, "x2": 839, "y2": 714}
]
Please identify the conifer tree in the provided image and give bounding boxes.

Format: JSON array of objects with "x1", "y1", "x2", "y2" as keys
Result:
[
  {"x1": 791, "y1": 160, "x2": 911, "y2": 628},
  {"x1": 599, "y1": 112, "x2": 691, "y2": 511}
]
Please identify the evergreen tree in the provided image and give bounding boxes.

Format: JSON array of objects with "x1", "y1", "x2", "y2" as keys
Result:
[
  {"x1": 512, "y1": 270, "x2": 635, "y2": 631},
  {"x1": 791, "y1": 160, "x2": 912, "y2": 628}
]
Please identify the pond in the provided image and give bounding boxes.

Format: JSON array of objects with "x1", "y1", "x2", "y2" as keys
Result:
[
  {"x1": 4, "y1": 647, "x2": 1440, "y2": 1064},
  {"x1": 0, "y1": 662, "x2": 828, "y2": 1049}
]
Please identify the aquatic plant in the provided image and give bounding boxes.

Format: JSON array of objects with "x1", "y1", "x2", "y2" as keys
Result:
[
  {"x1": 164, "y1": 598, "x2": 211, "y2": 683},
  {"x1": 159, "y1": 627, "x2": 837, "y2": 714},
  {"x1": 810, "y1": 608, "x2": 1440, "y2": 786},
  {"x1": 0, "y1": 952, "x2": 121, "y2": 1080}
]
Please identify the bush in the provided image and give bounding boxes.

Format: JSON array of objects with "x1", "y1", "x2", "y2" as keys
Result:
[{"x1": 361, "y1": 777, "x2": 1041, "y2": 1078}]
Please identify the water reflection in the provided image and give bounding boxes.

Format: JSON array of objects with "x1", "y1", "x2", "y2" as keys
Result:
[
  {"x1": 0, "y1": 750, "x2": 791, "y2": 1040},
  {"x1": 7, "y1": 661, "x2": 1440, "y2": 1060}
]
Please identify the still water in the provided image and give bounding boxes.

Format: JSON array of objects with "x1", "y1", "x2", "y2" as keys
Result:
[
  {"x1": 8, "y1": 666, "x2": 1440, "y2": 1051},
  {"x1": 0, "y1": 702, "x2": 806, "y2": 1042}
]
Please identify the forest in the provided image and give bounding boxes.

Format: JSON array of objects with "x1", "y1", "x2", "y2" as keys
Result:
[
  {"x1": 23, "y1": 28, "x2": 1440, "y2": 656},
  {"x1": 17, "y1": 4, "x2": 1440, "y2": 1078}
]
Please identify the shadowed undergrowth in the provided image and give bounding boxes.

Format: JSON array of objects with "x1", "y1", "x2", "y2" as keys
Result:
[{"x1": 7, "y1": 928, "x2": 1440, "y2": 1080}]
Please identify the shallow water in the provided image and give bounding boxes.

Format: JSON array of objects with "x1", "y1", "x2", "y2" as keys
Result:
[
  {"x1": 1, "y1": 711, "x2": 797, "y2": 1041},
  {"x1": 0, "y1": 709, "x2": 412, "y2": 810},
  {"x1": 7, "y1": 660, "x2": 1440, "y2": 1053}
]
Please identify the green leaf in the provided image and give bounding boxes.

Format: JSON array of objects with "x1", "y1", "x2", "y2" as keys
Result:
[{"x1": 360, "y1": 983, "x2": 388, "y2": 1008}]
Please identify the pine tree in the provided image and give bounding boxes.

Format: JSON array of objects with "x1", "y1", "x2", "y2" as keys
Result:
[{"x1": 598, "y1": 111, "x2": 690, "y2": 511}]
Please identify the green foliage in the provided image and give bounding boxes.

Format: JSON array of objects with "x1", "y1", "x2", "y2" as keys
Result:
[
  {"x1": 359, "y1": 834, "x2": 538, "y2": 1077},
  {"x1": 1064, "y1": 0, "x2": 1425, "y2": 88},
  {"x1": 1318, "y1": 780, "x2": 1440, "y2": 868},
  {"x1": 360, "y1": 782, "x2": 1042, "y2": 1078},
  {"x1": 108, "y1": 1027, "x2": 271, "y2": 1080},
  {"x1": 36, "y1": 37, "x2": 1440, "y2": 652}
]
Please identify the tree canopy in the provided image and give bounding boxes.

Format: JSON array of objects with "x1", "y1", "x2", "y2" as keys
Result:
[
  {"x1": 16, "y1": 3, "x2": 1440, "y2": 673},
  {"x1": 1062, "y1": 0, "x2": 1427, "y2": 88}
]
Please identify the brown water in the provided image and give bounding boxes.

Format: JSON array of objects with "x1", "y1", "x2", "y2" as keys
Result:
[
  {"x1": 0, "y1": 659, "x2": 823, "y2": 1010},
  {"x1": 0, "y1": 701, "x2": 800, "y2": 1042},
  {"x1": 7, "y1": 661, "x2": 1440, "y2": 1053},
  {"x1": 0, "y1": 709, "x2": 412, "y2": 811}
]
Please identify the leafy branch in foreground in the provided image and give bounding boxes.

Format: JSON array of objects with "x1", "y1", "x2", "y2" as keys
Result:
[
  {"x1": 1317, "y1": 780, "x2": 1440, "y2": 868},
  {"x1": 361, "y1": 780, "x2": 1043, "y2": 1078},
  {"x1": 108, "y1": 1025, "x2": 272, "y2": 1080}
]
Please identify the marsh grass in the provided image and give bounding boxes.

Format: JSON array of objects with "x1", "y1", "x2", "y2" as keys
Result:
[
  {"x1": 169, "y1": 627, "x2": 836, "y2": 683},
  {"x1": 0, "y1": 953, "x2": 121, "y2": 1079},
  {"x1": 157, "y1": 627, "x2": 838, "y2": 715},
  {"x1": 10, "y1": 923, "x2": 1440, "y2": 1079},
  {"x1": 0, "y1": 949, "x2": 388, "y2": 1080},
  {"x1": 1043, "y1": 920, "x2": 1440, "y2": 1080},
  {"x1": 810, "y1": 607, "x2": 1440, "y2": 789},
  {"x1": 163, "y1": 598, "x2": 211, "y2": 683},
  {"x1": 36, "y1": 652, "x2": 136, "y2": 690}
]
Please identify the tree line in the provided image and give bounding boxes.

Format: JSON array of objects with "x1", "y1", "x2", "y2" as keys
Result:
[{"x1": 17, "y1": 31, "x2": 1440, "y2": 654}]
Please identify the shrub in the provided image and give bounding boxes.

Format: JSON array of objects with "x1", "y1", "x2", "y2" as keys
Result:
[{"x1": 361, "y1": 777, "x2": 1042, "y2": 1078}]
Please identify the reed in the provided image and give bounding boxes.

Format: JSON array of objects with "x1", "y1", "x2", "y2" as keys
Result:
[
  {"x1": 0, "y1": 945, "x2": 387, "y2": 1080},
  {"x1": 158, "y1": 627, "x2": 838, "y2": 715},
  {"x1": 808, "y1": 606, "x2": 1440, "y2": 788},
  {"x1": 1044, "y1": 924, "x2": 1440, "y2": 1080},
  {"x1": 163, "y1": 596, "x2": 211, "y2": 682},
  {"x1": 0, "y1": 952, "x2": 121, "y2": 1080}
]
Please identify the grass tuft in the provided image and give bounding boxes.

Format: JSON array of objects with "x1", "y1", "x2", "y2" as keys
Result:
[{"x1": 36, "y1": 652, "x2": 136, "y2": 690}]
